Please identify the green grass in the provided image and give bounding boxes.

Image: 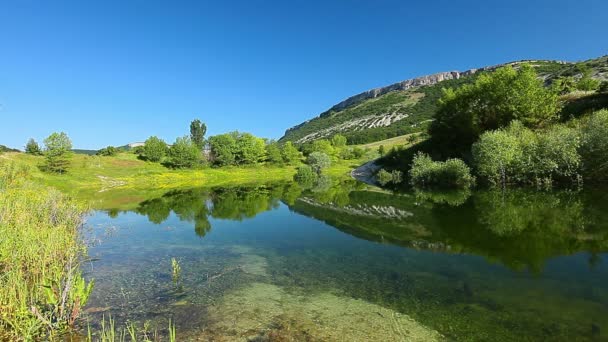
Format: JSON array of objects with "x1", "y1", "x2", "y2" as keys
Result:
[
  {"x1": 1, "y1": 151, "x2": 363, "y2": 210},
  {"x1": 0, "y1": 161, "x2": 92, "y2": 340}
]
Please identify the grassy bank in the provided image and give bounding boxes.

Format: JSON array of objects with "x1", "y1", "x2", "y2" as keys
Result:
[
  {"x1": 0, "y1": 162, "x2": 92, "y2": 340},
  {"x1": 1, "y1": 152, "x2": 365, "y2": 210}
]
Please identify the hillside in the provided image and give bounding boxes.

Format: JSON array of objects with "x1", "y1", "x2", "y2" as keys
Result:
[{"x1": 280, "y1": 56, "x2": 608, "y2": 145}]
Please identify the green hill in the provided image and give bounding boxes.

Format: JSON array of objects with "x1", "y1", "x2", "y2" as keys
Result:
[{"x1": 280, "y1": 56, "x2": 608, "y2": 145}]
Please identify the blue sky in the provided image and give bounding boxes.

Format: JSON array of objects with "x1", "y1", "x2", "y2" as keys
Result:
[{"x1": 1, "y1": 0, "x2": 607, "y2": 149}]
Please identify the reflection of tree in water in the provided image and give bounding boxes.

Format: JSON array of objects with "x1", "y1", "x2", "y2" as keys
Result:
[{"x1": 135, "y1": 184, "x2": 294, "y2": 237}]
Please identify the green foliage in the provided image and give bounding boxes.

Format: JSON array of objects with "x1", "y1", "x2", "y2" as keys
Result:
[
  {"x1": 599, "y1": 81, "x2": 608, "y2": 93},
  {"x1": 25, "y1": 138, "x2": 42, "y2": 155},
  {"x1": 311, "y1": 139, "x2": 334, "y2": 155},
  {"x1": 265, "y1": 141, "x2": 283, "y2": 164},
  {"x1": 293, "y1": 164, "x2": 317, "y2": 186},
  {"x1": 472, "y1": 121, "x2": 581, "y2": 186},
  {"x1": 409, "y1": 152, "x2": 474, "y2": 188},
  {"x1": 235, "y1": 132, "x2": 266, "y2": 165},
  {"x1": 208, "y1": 133, "x2": 237, "y2": 166},
  {"x1": 575, "y1": 65, "x2": 600, "y2": 91},
  {"x1": 376, "y1": 168, "x2": 403, "y2": 186},
  {"x1": 331, "y1": 134, "x2": 347, "y2": 147},
  {"x1": 142, "y1": 136, "x2": 167, "y2": 162},
  {"x1": 190, "y1": 119, "x2": 207, "y2": 150},
  {"x1": 430, "y1": 64, "x2": 560, "y2": 150},
  {"x1": 306, "y1": 152, "x2": 331, "y2": 174},
  {"x1": 96, "y1": 146, "x2": 118, "y2": 156},
  {"x1": 579, "y1": 109, "x2": 608, "y2": 181},
  {"x1": 0, "y1": 163, "x2": 92, "y2": 339},
  {"x1": 351, "y1": 147, "x2": 365, "y2": 158},
  {"x1": 551, "y1": 76, "x2": 577, "y2": 95},
  {"x1": 43, "y1": 132, "x2": 73, "y2": 173},
  {"x1": 169, "y1": 136, "x2": 200, "y2": 168},
  {"x1": 378, "y1": 145, "x2": 385, "y2": 156},
  {"x1": 281, "y1": 141, "x2": 302, "y2": 164}
]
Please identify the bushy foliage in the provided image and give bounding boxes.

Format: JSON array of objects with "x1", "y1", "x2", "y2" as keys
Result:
[
  {"x1": 293, "y1": 164, "x2": 317, "y2": 186},
  {"x1": 472, "y1": 121, "x2": 581, "y2": 186},
  {"x1": 208, "y1": 133, "x2": 237, "y2": 166},
  {"x1": 431, "y1": 64, "x2": 560, "y2": 150},
  {"x1": 142, "y1": 136, "x2": 167, "y2": 162},
  {"x1": 331, "y1": 134, "x2": 347, "y2": 147},
  {"x1": 25, "y1": 138, "x2": 42, "y2": 155},
  {"x1": 599, "y1": 81, "x2": 608, "y2": 93},
  {"x1": 43, "y1": 132, "x2": 73, "y2": 173},
  {"x1": 376, "y1": 168, "x2": 403, "y2": 186},
  {"x1": 96, "y1": 146, "x2": 118, "y2": 156},
  {"x1": 169, "y1": 136, "x2": 200, "y2": 168},
  {"x1": 378, "y1": 145, "x2": 385, "y2": 156},
  {"x1": 306, "y1": 152, "x2": 331, "y2": 174},
  {"x1": 551, "y1": 76, "x2": 577, "y2": 95},
  {"x1": 576, "y1": 66, "x2": 600, "y2": 91},
  {"x1": 579, "y1": 109, "x2": 608, "y2": 181},
  {"x1": 265, "y1": 141, "x2": 283, "y2": 164},
  {"x1": 409, "y1": 152, "x2": 474, "y2": 188},
  {"x1": 281, "y1": 141, "x2": 302, "y2": 164},
  {"x1": 235, "y1": 133, "x2": 266, "y2": 165}
]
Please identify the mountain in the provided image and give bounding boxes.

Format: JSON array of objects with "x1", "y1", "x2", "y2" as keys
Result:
[
  {"x1": 0, "y1": 145, "x2": 20, "y2": 153},
  {"x1": 280, "y1": 56, "x2": 608, "y2": 145}
]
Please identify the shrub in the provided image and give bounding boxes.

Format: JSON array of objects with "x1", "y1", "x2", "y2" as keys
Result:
[
  {"x1": 281, "y1": 141, "x2": 302, "y2": 164},
  {"x1": 143, "y1": 136, "x2": 167, "y2": 162},
  {"x1": 96, "y1": 145, "x2": 118, "y2": 156},
  {"x1": 580, "y1": 109, "x2": 608, "y2": 181},
  {"x1": 376, "y1": 169, "x2": 393, "y2": 186},
  {"x1": 208, "y1": 133, "x2": 237, "y2": 166},
  {"x1": 169, "y1": 136, "x2": 200, "y2": 168},
  {"x1": 409, "y1": 152, "x2": 474, "y2": 188},
  {"x1": 599, "y1": 81, "x2": 608, "y2": 93},
  {"x1": 25, "y1": 138, "x2": 42, "y2": 155},
  {"x1": 351, "y1": 147, "x2": 365, "y2": 158},
  {"x1": 294, "y1": 164, "x2": 317, "y2": 185},
  {"x1": 306, "y1": 152, "x2": 331, "y2": 174},
  {"x1": 331, "y1": 134, "x2": 347, "y2": 147}
]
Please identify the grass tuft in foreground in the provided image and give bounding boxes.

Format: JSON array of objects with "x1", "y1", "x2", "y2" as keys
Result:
[{"x1": 0, "y1": 161, "x2": 92, "y2": 340}]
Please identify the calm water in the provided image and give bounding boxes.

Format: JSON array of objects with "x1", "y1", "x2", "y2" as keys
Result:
[{"x1": 82, "y1": 180, "x2": 608, "y2": 341}]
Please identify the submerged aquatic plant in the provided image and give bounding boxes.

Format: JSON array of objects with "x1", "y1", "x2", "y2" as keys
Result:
[{"x1": 171, "y1": 258, "x2": 181, "y2": 284}]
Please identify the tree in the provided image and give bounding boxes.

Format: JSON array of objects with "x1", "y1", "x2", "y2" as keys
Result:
[
  {"x1": 599, "y1": 81, "x2": 608, "y2": 93},
  {"x1": 208, "y1": 133, "x2": 237, "y2": 166},
  {"x1": 169, "y1": 136, "x2": 200, "y2": 168},
  {"x1": 551, "y1": 76, "x2": 577, "y2": 95},
  {"x1": 235, "y1": 132, "x2": 266, "y2": 165},
  {"x1": 190, "y1": 119, "x2": 207, "y2": 150},
  {"x1": 293, "y1": 165, "x2": 317, "y2": 186},
  {"x1": 43, "y1": 132, "x2": 72, "y2": 173},
  {"x1": 142, "y1": 136, "x2": 167, "y2": 162},
  {"x1": 430, "y1": 64, "x2": 560, "y2": 150},
  {"x1": 378, "y1": 145, "x2": 385, "y2": 157},
  {"x1": 96, "y1": 146, "x2": 118, "y2": 156},
  {"x1": 25, "y1": 138, "x2": 42, "y2": 155},
  {"x1": 331, "y1": 134, "x2": 347, "y2": 148},
  {"x1": 265, "y1": 141, "x2": 283, "y2": 164},
  {"x1": 281, "y1": 141, "x2": 301, "y2": 164},
  {"x1": 306, "y1": 152, "x2": 331, "y2": 174}
]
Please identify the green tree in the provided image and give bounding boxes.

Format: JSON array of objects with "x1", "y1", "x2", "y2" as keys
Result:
[
  {"x1": 208, "y1": 133, "x2": 237, "y2": 166},
  {"x1": 293, "y1": 164, "x2": 317, "y2": 186},
  {"x1": 580, "y1": 109, "x2": 608, "y2": 181},
  {"x1": 331, "y1": 134, "x2": 347, "y2": 147},
  {"x1": 190, "y1": 119, "x2": 207, "y2": 150},
  {"x1": 143, "y1": 136, "x2": 167, "y2": 162},
  {"x1": 376, "y1": 169, "x2": 393, "y2": 186},
  {"x1": 265, "y1": 141, "x2": 283, "y2": 164},
  {"x1": 235, "y1": 133, "x2": 266, "y2": 164},
  {"x1": 599, "y1": 81, "x2": 608, "y2": 93},
  {"x1": 43, "y1": 132, "x2": 73, "y2": 173},
  {"x1": 306, "y1": 152, "x2": 331, "y2": 174},
  {"x1": 169, "y1": 136, "x2": 200, "y2": 168},
  {"x1": 551, "y1": 76, "x2": 577, "y2": 95},
  {"x1": 311, "y1": 139, "x2": 334, "y2": 155},
  {"x1": 281, "y1": 141, "x2": 301, "y2": 164},
  {"x1": 430, "y1": 64, "x2": 560, "y2": 149},
  {"x1": 25, "y1": 138, "x2": 42, "y2": 155}
]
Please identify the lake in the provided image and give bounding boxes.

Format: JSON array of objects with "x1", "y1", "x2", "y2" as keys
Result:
[{"x1": 82, "y1": 179, "x2": 608, "y2": 341}]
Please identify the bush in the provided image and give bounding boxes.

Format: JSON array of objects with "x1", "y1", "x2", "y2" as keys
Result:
[
  {"x1": 294, "y1": 165, "x2": 317, "y2": 185},
  {"x1": 409, "y1": 152, "x2": 474, "y2": 188},
  {"x1": 306, "y1": 152, "x2": 331, "y2": 174},
  {"x1": 168, "y1": 136, "x2": 200, "y2": 168},
  {"x1": 599, "y1": 81, "x2": 608, "y2": 93},
  {"x1": 25, "y1": 138, "x2": 42, "y2": 155},
  {"x1": 281, "y1": 141, "x2": 302, "y2": 164},
  {"x1": 142, "y1": 136, "x2": 167, "y2": 162},
  {"x1": 376, "y1": 168, "x2": 403, "y2": 186},
  {"x1": 580, "y1": 109, "x2": 608, "y2": 181},
  {"x1": 472, "y1": 121, "x2": 581, "y2": 186},
  {"x1": 96, "y1": 146, "x2": 118, "y2": 156}
]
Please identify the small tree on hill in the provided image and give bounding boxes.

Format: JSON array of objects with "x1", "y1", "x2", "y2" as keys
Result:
[
  {"x1": 43, "y1": 132, "x2": 72, "y2": 173},
  {"x1": 25, "y1": 138, "x2": 42, "y2": 155},
  {"x1": 306, "y1": 152, "x2": 331, "y2": 174},
  {"x1": 281, "y1": 141, "x2": 301, "y2": 164},
  {"x1": 143, "y1": 136, "x2": 167, "y2": 162},
  {"x1": 190, "y1": 119, "x2": 207, "y2": 150},
  {"x1": 169, "y1": 136, "x2": 200, "y2": 168},
  {"x1": 331, "y1": 134, "x2": 347, "y2": 148},
  {"x1": 378, "y1": 145, "x2": 385, "y2": 157}
]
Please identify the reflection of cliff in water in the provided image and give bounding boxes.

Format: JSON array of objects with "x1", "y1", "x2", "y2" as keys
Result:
[{"x1": 288, "y1": 187, "x2": 608, "y2": 272}]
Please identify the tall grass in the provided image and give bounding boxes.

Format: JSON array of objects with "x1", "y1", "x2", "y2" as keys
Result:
[{"x1": 0, "y1": 161, "x2": 93, "y2": 340}]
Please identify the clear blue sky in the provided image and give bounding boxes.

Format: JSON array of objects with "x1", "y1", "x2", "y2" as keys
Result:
[{"x1": 1, "y1": 0, "x2": 607, "y2": 149}]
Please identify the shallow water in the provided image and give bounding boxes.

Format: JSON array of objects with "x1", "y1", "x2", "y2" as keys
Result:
[{"x1": 82, "y1": 181, "x2": 608, "y2": 341}]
